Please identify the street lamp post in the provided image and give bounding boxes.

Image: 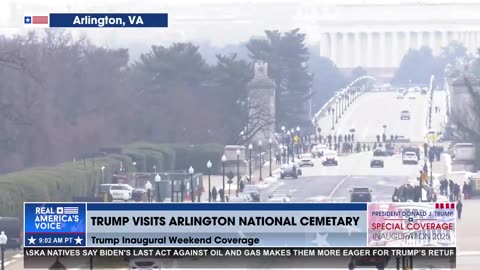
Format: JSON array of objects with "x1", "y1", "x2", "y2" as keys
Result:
[
  {"x1": 0, "y1": 231, "x2": 7, "y2": 270},
  {"x1": 155, "y1": 174, "x2": 161, "y2": 202},
  {"x1": 268, "y1": 138, "x2": 273, "y2": 177},
  {"x1": 258, "y1": 140, "x2": 263, "y2": 181},
  {"x1": 221, "y1": 155, "x2": 227, "y2": 201},
  {"x1": 236, "y1": 149, "x2": 241, "y2": 194},
  {"x1": 145, "y1": 180, "x2": 152, "y2": 202},
  {"x1": 286, "y1": 131, "x2": 291, "y2": 163},
  {"x1": 207, "y1": 160, "x2": 212, "y2": 202},
  {"x1": 335, "y1": 101, "x2": 339, "y2": 123},
  {"x1": 248, "y1": 143, "x2": 253, "y2": 184},
  {"x1": 101, "y1": 166, "x2": 105, "y2": 185},
  {"x1": 296, "y1": 126, "x2": 300, "y2": 158},
  {"x1": 132, "y1": 161, "x2": 137, "y2": 188},
  {"x1": 153, "y1": 165, "x2": 157, "y2": 173},
  {"x1": 331, "y1": 108, "x2": 335, "y2": 130},
  {"x1": 180, "y1": 170, "x2": 185, "y2": 202},
  {"x1": 188, "y1": 166, "x2": 195, "y2": 203}
]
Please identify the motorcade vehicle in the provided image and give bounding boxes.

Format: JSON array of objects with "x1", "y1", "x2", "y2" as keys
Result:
[
  {"x1": 280, "y1": 163, "x2": 301, "y2": 179},
  {"x1": 311, "y1": 144, "x2": 328, "y2": 158},
  {"x1": 267, "y1": 197, "x2": 290, "y2": 202},
  {"x1": 400, "y1": 110, "x2": 410, "y2": 120},
  {"x1": 298, "y1": 154, "x2": 314, "y2": 167},
  {"x1": 228, "y1": 195, "x2": 250, "y2": 202},
  {"x1": 268, "y1": 190, "x2": 292, "y2": 202},
  {"x1": 402, "y1": 152, "x2": 419, "y2": 165},
  {"x1": 402, "y1": 145, "x2": 420, "y2": 159},
  {"x1": 385, "y1": 145, "x2": 395, "y2": 156},
  {"x1": 322, "y1": 151, "x2": 338, "y2": 166},
  {"x1": 0, "y1": 217, "x2": 22, "y2": 249},
  {"x1": 421, "y1": 88, "x2": 428, "y2": 94},
  {"x1": 394, "y1": 135, "x2": 410, "y2": 143},
  {"x1": 350, "y1": 187, "x2": 372, "y2": 202},
  {"x1": 239, "y1": 184, "x2": 261, "y2": 202},
  {"x1": 370, "y1": 157, "x2": 384, "y2": 168},
  {"x1": 99, "y1": 183, "x2": 115, "y2": 197},
  {"x1": 109, "y1": 184, "x2": 134, "y2": 201},
  {"x1": 373, "y1": 148, "x2": 387, "y2": 157},
  {"x1": 128, "y1": 257, "x2": 162, "y2": 269}
]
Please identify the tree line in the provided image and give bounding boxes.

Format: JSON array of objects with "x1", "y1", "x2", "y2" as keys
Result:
[{"x1": 0, "y1": 29, "x2": 347, "y2": 173}]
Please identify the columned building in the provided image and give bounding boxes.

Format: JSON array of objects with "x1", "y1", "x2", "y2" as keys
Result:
[{"x1": 293, "y1": 1, "x2": 480, "y2": 81}]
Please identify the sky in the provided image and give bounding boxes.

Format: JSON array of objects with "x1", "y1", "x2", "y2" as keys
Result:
[{"x1": 1, "y1": 0, "x2": 479, "y2": 61}]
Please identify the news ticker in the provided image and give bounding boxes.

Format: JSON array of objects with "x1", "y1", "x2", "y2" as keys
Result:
[
  {"x1": 23, "y1": 247, "x2": 456, "y2": 269},
  {"x1": 24, "y1": 202, "x2": 456, "y2": 248},
  {"x1": 24, "y1": 13, "x2": 168, "y2": 28}
]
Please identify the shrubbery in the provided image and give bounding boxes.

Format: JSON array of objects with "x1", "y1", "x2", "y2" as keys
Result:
[{"x1": 0, "y1": 142, "x2": 223, "y2": 219}]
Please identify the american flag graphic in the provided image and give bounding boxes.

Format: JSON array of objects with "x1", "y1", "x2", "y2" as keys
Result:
[
  {"x1": 57, "y1": 206, "x2": 79, "y2": 215},
  {"x1": 24, "y1": 16, "x2": 49, "y2": 25}
]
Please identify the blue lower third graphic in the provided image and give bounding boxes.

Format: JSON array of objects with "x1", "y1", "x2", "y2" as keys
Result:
[{"x1": 24, "y1": 203, "x2": 86, "y2": 247}]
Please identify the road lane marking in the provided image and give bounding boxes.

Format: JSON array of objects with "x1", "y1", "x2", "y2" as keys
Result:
[
  {"x1": 1, "y1": 260, "x2": 15, "y2": 267},
  {"x1": 12, "y1": 254, "x2": 23, "y2": 259},
  {"x1": 328, "y1": 175, "x2": 351, "y2": 198}
]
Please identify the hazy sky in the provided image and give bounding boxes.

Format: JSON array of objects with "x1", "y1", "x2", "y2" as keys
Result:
[{"x1": 1, "y1": 0, "x2": 479, "y2": 58}]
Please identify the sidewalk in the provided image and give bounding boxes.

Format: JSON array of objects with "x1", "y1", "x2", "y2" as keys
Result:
[{"x1": 200, "y1": 162, "x2": 281, "y2": 201}]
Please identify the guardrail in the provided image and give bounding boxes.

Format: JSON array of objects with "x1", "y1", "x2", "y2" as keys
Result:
[{"x1": 311, "y1": 75, "x2": 377, "y2": 129}]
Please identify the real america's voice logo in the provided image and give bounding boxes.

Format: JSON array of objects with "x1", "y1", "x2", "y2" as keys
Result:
[{"x1": 34, "y1": 206, "x2": 80, "y2": 230}]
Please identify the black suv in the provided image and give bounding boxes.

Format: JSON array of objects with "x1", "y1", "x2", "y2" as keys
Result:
[
  {"x1": 350, "y1": 188, "x2": 372, "y2": 202},
  {"x1": 280, "y1": 163, "x2": 301, "y2": 179},
  {"x1": 370, "y1": 158, "x2": 384, "y2": 168}
]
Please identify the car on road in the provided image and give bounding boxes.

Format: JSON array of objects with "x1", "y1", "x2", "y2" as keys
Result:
[
  {"x1": 280, "y1": 163, "x2": 301, "y2": 179},
  {"x1": 322, "y1": 151, "x2": 338, "y2": 166},
  {"x1": 396, "y1": 93, "x2": 405, "y2": 99},
  {"x1": 370, "y1": 157, "x2": 384, "y2": 168},
  {"x1": 267, "y1": 197, "x2": 290, "y2": 202},
  {"x1": 407, "y1": 92, "x2": 416, "y2": 99},
  {"x1": 268, "y1": 190, "x2": 292, "y2": 202},
  {"x1": 228, "y1": 195, "x2": 250, "y2": 202},
  {"x1": 350, "y1": 187, "x2": 372, "y2": 202},
  {"x1": 128, "y1": 257, "x2": 162, "y2": 270},
  {"x1": 402, "y1": 151, "x2": 419, "y2": 165},
  {"x1": 373, "y1": 148, "x2": 387, "y2": 157},
  {"x1": 400, "y1": 110, "x2": 410, "y2": 120},
  {"x1": 385, "y1": 145, "x2": 395, "y2": 156},
  {"x1": 311, "y1": 144, "x2": 328, "y2": 157},
  {"x1": 239, "y1": 185, "x2": 261, "y2": 202},
  {"x1": 298, "y1": 154, "x2": 314, "y2": 167},
  {"x1": 421, "y1": 88, "x2": 428, "y2": 94},
  {"x1": 109, "y1": 184, "x2": 134, "y2": 201},
  {"x1": 0, "y1": 217, "x2": 21, "y2": 249}
]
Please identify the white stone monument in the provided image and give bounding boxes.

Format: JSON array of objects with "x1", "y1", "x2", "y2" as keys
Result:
[{"x1": 247, "y1": 62, "x2": 277, "y2": 145}]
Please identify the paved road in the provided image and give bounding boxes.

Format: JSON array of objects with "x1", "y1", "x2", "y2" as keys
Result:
[{"x1": 317, "y1": 90, "x2": 447, "y2": 143}]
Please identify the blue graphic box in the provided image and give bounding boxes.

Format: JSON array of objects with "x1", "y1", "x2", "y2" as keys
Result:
[{"x1": 24, "y1": 203, "x2": 86, "y2": 247}]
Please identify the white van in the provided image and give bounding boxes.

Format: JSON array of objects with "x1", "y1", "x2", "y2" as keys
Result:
[{"x1": 312, "y1": 144, "x2": 329, "y2": 157}]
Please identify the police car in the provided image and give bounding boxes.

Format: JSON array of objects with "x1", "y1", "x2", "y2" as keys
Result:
[{"x1": 109, "y1": 184, "x2": 134, "y2": 201}]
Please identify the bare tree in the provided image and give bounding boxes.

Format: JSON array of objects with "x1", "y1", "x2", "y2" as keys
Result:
[{"x1": 233, "y1": 97, "x2": 274, "y2": 144}]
